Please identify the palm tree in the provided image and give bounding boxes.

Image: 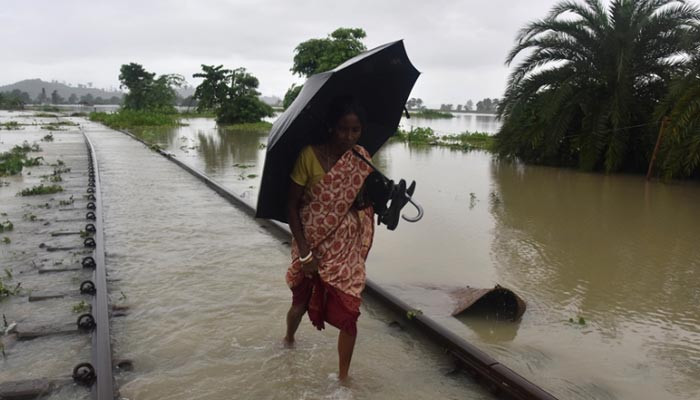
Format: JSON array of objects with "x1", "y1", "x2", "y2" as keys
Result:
[
  {"x1": 497, "y1": 0, "x2": 700, "y2": 173},
  {"x1": 656, "y1": 27, "x2": 700, "y2": 178}
]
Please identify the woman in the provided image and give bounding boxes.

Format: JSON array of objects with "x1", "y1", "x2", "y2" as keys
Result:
[{"x1": 283, "y1": 97, "x2": 374, "y2": 380}]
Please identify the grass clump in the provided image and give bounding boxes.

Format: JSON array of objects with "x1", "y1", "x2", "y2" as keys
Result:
[
  {"x1": 442, "y1": 132, "x2": 496, "y2": 151},
  {"x1": 393, "y1": 127, "x2": 437, "y2": 144},
  {"x1": 413, "y1": 109, "x2": 454, "y2": 119},
  {"x1": 1, "y1": 121, "x2": 22, "y2": 130},
  {"x1": 41, "y1": 133, "x2": 54, "y2": 141},
  {"x1": 219, "y1": 121, "x2": 272, "y2": 133},
  {"x1": 0, "y1": 142, "x2": 43, "y2": 176},
  {"x1": 392, "y1": 127, "x2": 496, "y2": 152},
  {"x1": 0, "y1": 276, "x2": 21, "y2": 298},
  {"x1": 0, "y1": 221, "x2": 13, "y2": 233},
  {"x1": 33, "y1": 112, "x2": 58, "y2": 117},
  {"x1": 179, "y1": 110, "x2": 216, "y2": 118},
  {"x1": 89, "y1": 110, "x2": 181, "y2": 129},
  {"x1": 19, "y1": 184, "x2": 63, "y2": 196},
  {"x1": 72, "y1": 300, "x2": 91, "y2": 313}
]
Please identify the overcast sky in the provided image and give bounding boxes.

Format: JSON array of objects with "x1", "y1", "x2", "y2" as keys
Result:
[{"x1": 5, "y1": 0, "x2": 692, "y2": 107}]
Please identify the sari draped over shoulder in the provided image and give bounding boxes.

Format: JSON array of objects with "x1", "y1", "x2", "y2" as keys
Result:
[{"x1": 286, "y1": 145, "x2": 374, "y2": 336}]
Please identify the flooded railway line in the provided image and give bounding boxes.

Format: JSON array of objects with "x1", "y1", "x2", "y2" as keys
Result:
[
  {"x1": 107, "y1": 124, "x2": 558, "y2": 400},
  {"x1": 1, "y1": 111, "x2": 555, "y2": 399},
  {"x1": 0, "y1": 114, "x2": 117, "y2": 399}
]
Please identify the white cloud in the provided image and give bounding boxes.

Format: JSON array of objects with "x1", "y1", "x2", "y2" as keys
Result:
[{"x1": 7, "y1": 0, "x2": 680, "y2": 105}]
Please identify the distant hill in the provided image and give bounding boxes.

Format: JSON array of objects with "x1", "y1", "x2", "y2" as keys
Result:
[
  {"x1": 260, "y1": 95, "x2": 282, "y2": 106},
  {"x1": 0, "y1": 79, "x2": 124, "y2": 101},
  {"x1": 1, "y1": 79, "x2": 278, "y2": 105}
]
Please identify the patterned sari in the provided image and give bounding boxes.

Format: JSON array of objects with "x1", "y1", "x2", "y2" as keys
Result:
[{"x1": 286, "y1": 145, "x2": 375, "y2": 336}]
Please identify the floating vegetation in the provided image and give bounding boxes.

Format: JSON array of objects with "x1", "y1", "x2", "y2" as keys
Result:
[
  {"x1": 0, "y1": 221, "x2": 13, "y2": 233},
  {"x1": 0, "y1": 276, "x2": 21, "y2": 298},
  {"x1": 233, "y1": 163, "x2": 254, "y2": 169},
  {"x1": 392, "y1": 127, "x2": 496, "y2": 152},
  {"x1": 219, "y1": 121, "x2": 272, "y2": 133},
  {"x1": 1, "y1": 237, "x2": 10, "y2": 245},
  {"x1": 1, "y1": 121, "x2": 22, "y2": 130},
  {"x1": 41, "y1": 133, "x2": 55, "y2": 141},
  {"x1": 41, "y1": 121, "x2": 77, "y2": 131},
  {"x1": 72, "y1": 300, "x2": 91, "y2": 314},
  {"x1": 413, "y1": 109, "x2": 454, "y2": 119},
  {"x1": 22, "y1": 213, "x2": 37, "y2": 221},
  {"x1": 19, "y1": 184, "x2": 63, "y2": 196},
  {"x1": 58, "y1": 195, "x2": 74, "y2": 206},
  {"x1": 33, "y1": 112, "x2": 58, "y2": 118},
  {"x1": 567, "y1": 316, "x2": 587, "y2": 325},
  {"x1": 70, "y1": 112, "x2": 88, "y2": 117},
  {"x1": 406, "y1": 309, "x2": 423, "y2": 320},
  {"x1": 41, "y1": 172, "x2": 62, "y2": 183},
  {"x1": 0, "y1": 142, "x2": 42, "y2": 176},
  {"x1": 89, "y1": 110, "x2": 182, "y2": 129},
  {"x1": 34, "y1": 105, "x2": 60, "y2": 112},
  {"x1": 23, "y1": 156, "x2": 43, "y2": 167}
]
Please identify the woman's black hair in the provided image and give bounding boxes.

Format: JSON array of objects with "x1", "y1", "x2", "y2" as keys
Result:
[{"x1": 321, "y1": 95, "x2": 367, "y2": 143}]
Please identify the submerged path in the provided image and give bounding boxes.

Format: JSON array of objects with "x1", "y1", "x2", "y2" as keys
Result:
[{"x1": 83, "y1": 121, "x2": 490, "y2": 399}]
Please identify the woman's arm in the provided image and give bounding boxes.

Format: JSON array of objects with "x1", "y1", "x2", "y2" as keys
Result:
[{"x1": 286, "y1": 181, "x2": 319, "y2": 275}]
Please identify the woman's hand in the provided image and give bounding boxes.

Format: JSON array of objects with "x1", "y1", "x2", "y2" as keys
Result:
[{"x1": 301, "y1": 257, "x2": 319, "y2": 278}]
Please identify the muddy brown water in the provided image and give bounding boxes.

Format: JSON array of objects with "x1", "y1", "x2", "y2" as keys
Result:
[
  {"x1": 125, "y1": 117, "x2": 700, "y2": 400},
  {"x1": 2, "y1": 111, "x2": 698, "y2": 399}
]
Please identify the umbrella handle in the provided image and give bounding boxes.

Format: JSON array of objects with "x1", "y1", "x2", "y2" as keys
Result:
[{"x1": 402, "y1": 195, "x2": 423, "y2": 222}]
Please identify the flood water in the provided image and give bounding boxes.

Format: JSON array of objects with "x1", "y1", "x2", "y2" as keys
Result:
[
  {"x1": 399, "y1": 112, "x2": 501, "y2": 135},
  {"x1": 130, "y1": 117, "x2": 700, "y2": 400},
  {"x1": 82, "y1": 121, "x2": 488, "y2": 399}
]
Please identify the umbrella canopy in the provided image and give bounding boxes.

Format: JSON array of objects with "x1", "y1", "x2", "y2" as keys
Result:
[{"x1": 256, "y1": 40, "x2": 420, "y2": 223}]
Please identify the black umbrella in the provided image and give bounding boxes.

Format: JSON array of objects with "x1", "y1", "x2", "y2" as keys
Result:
[{"x1": 256, "y1": 40, "x2": 421, "y2": 223}]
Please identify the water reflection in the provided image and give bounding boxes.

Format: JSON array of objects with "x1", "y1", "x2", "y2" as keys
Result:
[
  {"x1": 488, "y1": 160, "x2": 700, "y2": 394},
  {"x1": 196, "y1": 126, "x2": 266, "y2": 174}
]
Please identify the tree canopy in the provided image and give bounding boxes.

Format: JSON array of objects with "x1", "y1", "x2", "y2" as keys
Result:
[
  {"x1": 119, "y1": 63, "x2": 182, "y2": 112},
  {"x1": 496, "y1": 0, "x2": 700, "y2": 177},
  {"x1": 283, "y1": 28, "x2": 367, "y2": 108},
  {"x1": 193, "y1": 64, "x2": 273, "y2": 124}
]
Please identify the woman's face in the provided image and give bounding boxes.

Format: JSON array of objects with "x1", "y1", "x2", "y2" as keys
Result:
[{"x1": 331, "y1": 112, "x2": 362, "y2": 152}]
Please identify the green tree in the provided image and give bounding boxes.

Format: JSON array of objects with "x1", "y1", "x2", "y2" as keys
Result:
[
  {"x1": 193, "y1": 64, "x2": 273, "y2": 124},
  {"x1": 283, "y1": 27, "x2": 367, "y2": 108},
  {"x1": 497, "y1": 0, "x2": 700, "y2": 173},
  {"x1": 0, "y1": 91, "x2": 27, "y2": 110},
  {"x1": 68, "y1": 93, "x2": 78, "y2": 104},
  {"x1": 282, "y1": 84, "x2": 303, "y2": 109},
  {"x1": 80, "y1": 93, "x2": 95, "y2": 105},
  {"x1": 465, "y1": 100, "x2": 473, "y2": 111},
  {"x1": 50, "y1": 90, "x2": 64, "y2": 104},
  {"x1": 119, "y1": 62, "x2": 181, "y2": 112},
  {"x1": 656, "y1": 27, "x2": 700, "y2": 178},
  {"x1": 37, "y1": 88, "x2": 47, "y2": 104}
]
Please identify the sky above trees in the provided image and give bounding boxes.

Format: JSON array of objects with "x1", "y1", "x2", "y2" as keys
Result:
[{"x1": 4, "y1": 0, "x2": 698, "y2": 107}]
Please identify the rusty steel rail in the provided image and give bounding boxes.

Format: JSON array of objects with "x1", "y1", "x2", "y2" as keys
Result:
[
  {"x1": 112, "y1": 126, "x2": 559, "y2": 400},
  {"x1": 79, "y1": 132, "x2": 115, "y2": 400}
]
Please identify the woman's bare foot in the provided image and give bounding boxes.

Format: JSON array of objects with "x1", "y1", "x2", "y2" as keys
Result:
[{"x1": 283, "y1": 336, "x2": 295, "y2": 348}]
